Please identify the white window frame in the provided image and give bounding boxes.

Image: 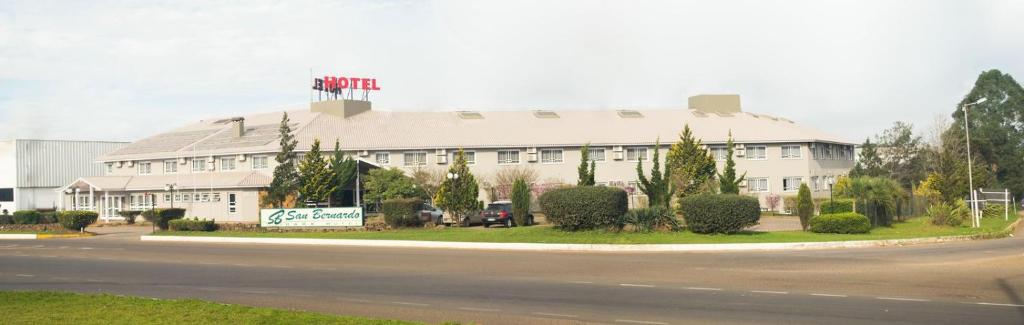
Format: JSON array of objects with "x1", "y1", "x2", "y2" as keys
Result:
[
  {"x1": 106, "y1": 163, "x2": 113, "y2": 174},
  {"x1": 252, "y1": 156, "x2": 269, "y2": 169},
  {"x1": 747, "y1": 177, "x2": 769, "y2": 192},
  {"x1": 403, "y1": 152, "x2": 428, "y2": 167},
  {"x1": 540, "y1": 149, "x2": 564, "y2": 164},
  {"x1": 452, "y1": 151, "x2": 476, "y2": 165},
  {"x1": 375, "y1": 152, "x2": 390, "y2": 165},
  {"x1": 497, "y1": 150, "x2": 520, "y2": 165},
  {"x1": 625, "y1": 147, "x2": 648, "y2": 162},
  {"x1": 709, "y1": 146, "x2": 729, "y2": 161},
  {"x1": 228, "y1": 193, "x2": 238, "y2": 213},
  {"x1": 811, "y1": 176, "x2": 819, "y2": 191},
  {"x1": 192, "y1": 158, "x2": 207, "y2": 172},
  {"x1": 589, "y1": 148, "x2": 606, "y2": 162},
  {"x1": 745, "y1": 145, "x2": 767, "y2": 160},
  {"x1": 781, "y1": 145, "x2": 801, "y2": 159},
  {"x1": 163, "y1": 160, "x2": 177, "y2": 173},
  {"x1": 783, "y1": 177, "x2": 802, "y2": 192},
  {"x1": 220, "y1": 157, "x2": 236, "y2": 171},
  {"x1": 138, "y1": 162, "x2": 152, "y2": 175}
]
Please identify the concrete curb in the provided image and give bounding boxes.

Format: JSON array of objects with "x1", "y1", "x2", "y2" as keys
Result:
[{"x1": 0, "y1": 234, "x2": 38, "y2": 240}]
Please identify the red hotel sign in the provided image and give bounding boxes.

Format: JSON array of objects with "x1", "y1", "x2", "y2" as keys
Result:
[{"x1": 312, "y1": 76, "x2": 381, "y2": 92}]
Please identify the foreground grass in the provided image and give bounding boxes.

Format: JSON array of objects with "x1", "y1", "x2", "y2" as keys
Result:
[
  {"x1": 0, "y1": 291, "x2": 424, "y2": 325},
  {"x1": 156, "y1": 215, "x2": 1019, "y2": 244}
]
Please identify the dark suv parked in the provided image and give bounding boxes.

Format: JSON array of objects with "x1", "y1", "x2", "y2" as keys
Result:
[{"x1": 480, "y1": 201, "x2": 533, "y2": 228}]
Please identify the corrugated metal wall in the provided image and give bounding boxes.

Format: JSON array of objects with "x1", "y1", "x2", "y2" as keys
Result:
[{"x1": 16, "y1": 139, "x2": 128, "y2": 188}]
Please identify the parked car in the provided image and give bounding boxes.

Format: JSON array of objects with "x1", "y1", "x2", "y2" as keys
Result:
[
  {"x1": 423, "y1": 203, "x2": 482, "y2": 227},
  {"x1": 480, "y1": 201, "x2": 533, "y2": 228}
]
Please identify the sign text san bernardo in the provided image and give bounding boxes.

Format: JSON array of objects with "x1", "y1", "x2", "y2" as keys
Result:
[{"x1": 260, "y1": 207, "x2": 364, "y2": 227}]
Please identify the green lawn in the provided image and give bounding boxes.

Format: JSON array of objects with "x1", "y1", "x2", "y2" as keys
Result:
[
  {"x1": 0, "y1": 291, "x2": 432, "y2": 325},
  {"x1": 156, "y1": 215, "x2": 1019, "y2": 245}
]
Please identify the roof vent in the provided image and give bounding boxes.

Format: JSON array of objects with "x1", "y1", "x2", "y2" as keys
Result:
[
  {"x1": 457, "y1": 111, "x2": 484, "y2": 119},
  {"x1": 691, "y1": 110, "x2": 708, "y2": 118},
  {"x1": 616, "y1": 110, "x2": 644, "y2": 118},
  {"x1": 532, "y1": 110, "x2": 559, "y2": 119}
]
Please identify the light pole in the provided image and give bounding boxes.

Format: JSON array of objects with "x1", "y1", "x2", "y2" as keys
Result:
[
  {"x1": 827, "y1": 177, "x2": 835, "y2": 214},
  {"x1": 160, "y1": 183, "x2": 176, "y2": 233},
  {"x1": 963, "y1": 97, "x2": 987, "y2": 228}
]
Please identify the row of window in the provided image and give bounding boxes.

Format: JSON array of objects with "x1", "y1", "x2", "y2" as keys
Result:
[
  {"x1": 374, "y1": 148, "x2": 640, "y2": 167},
  {"x1": 120, "y1": 156, "x2": 272, "y2": 175},
  {"x1": 745, "y1": 175, "x2": 838, "y2": 193},
  {"x1": 708, "y1": 144, "x2": 802, "y2": 161}
]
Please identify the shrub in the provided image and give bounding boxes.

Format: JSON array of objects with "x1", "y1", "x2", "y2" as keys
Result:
[
  {"x1": 57, "y1": 211, "x2": 99, "y2": 231},
  {"x1": 982, "y1": 204, "x2": 1005, "y2": 219},
  {"x1": 679, "y1": 194, "x2": 760, "y2": 234},
  {"x1": 927, "y1": 201, "x2": 967, "y2": 227},
  {"x1": 796, "y1": 184, "x2": 813, "y2": 230},
  {"x1": 819, "y1": 199, "x2": 854, "y2": 214},
  {"x1": 511, "y1": 179, "x2": 531, "y2": 226},
  {"x1": 38, "y1": 211, "x2": 58, "y2": 224},
  {"x1": 168, "y1": 217, "x2": 217, "y2": 231},
  {"x1": 782, "y1": 196, "x2": 798, "y2": 214},
  {"x1": 117, "y1": 211, "x2": 142, "y2": 224},
  {"x1": 809, "y1": 212, "x2": 871, "y2": 234},
  {"x1": 381, "y1": 198, "x2": 424, "y2": 228},
  {"x1": 142, "y1": 208, "x2": 186, "y2": 230},
  {"x1": 539, "y1": 186, "x2": 628, "y2": 231},
  {"x1": 0, "y1": 214, "x2": 12, "y2": 225},
  {"x1": 621, "y1": 207, "x2": 678, "y2": 232},
  {"x1": 12, "y1": 210, "x2": 41, "y2": 224}
]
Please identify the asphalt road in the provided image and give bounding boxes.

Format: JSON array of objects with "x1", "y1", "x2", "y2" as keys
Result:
[{"x1": 2, "y1": 226, "x2": 1024, "y2": 325}]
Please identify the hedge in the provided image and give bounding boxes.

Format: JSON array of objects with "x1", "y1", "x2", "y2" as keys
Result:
[
  {"x1": 142, "y1": 208, "x2": 186, "y2": 230},
  {"x1": 679, "y1": 194, "x2": 761, "y2": 234},
  {"x1": 168, "y1": 218, "x2": 217, "y2": 231},
  {"x1": 117, "y1": 210, "x2": 142, "y2": 224},
  {"x1": 539, "y1": 186, "x2": 628, "y2": 231},
  {"x1": 12, "y1": 210, "x2": 41, "y2": 224},
  {"x1": 0, "y1": 214, "x2": 12, "y2": 225},
  {"x1": 809, "y1": 212, "x2": 871, "y2": 234},
  {"x1": 38, "y1": 211, "x2": 58, "y2": 224},
  {"x1": 57, "y1": 211, "x2": 99, "y2": 231},
  {"x1": 381, "y1": 198, "x2": 424, "y2": 228},
  {"x1": 819, "y1": 199, "x2": 854, "y2": 214}
]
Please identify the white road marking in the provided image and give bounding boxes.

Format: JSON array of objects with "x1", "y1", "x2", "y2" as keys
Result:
[
  {"x1": 615, "y1": 319, "x2": 668, "y2": 325},
  {"x1": 620, "y1": 283, "x2": 655, "y2": 288},
  {"x1": 41, "y1": 255, "x2": 57, "y2": 258},
  {"x1": 15, "y1": 274, "x2": 34, "y2": 277},
  {"x1": 51, "y1": 277, "x2": 71, "y2": 281},
  {"x1": 198, "y1": 262, "x2": 218, "y2": 265},
  {"x1": 876, "y1": 297, "x2": 930, "y2": 302},
  {"x1": 80, "y1": 247, "x2": 93, "y2": 250},
  {"x1": 391, "y1": 301, "x2": 429, "y2": 307},
  {"x1": 58, "y1": 246, "x2": 68, "y2": 249},
  {"x1": 31, "y1": 245, "x2": 44, "y2": 248},
  {"x1": 684, "y1": 287, "x2": 722, "y2": 291},
  {"x1": 751, "y1": 290, "x2": 788, "y2": 294},
  {"x1": 811, "y1": 293, "x2": 848, "y2": 298},
  {"x1": 458, "y1": 307, "x2": 501, "y2": 312},
  {"x1": 532, "y1": 312, "x2": 579, "y2": 318},
  {"x1": 976, "y1": 302, "x2": 1024, "y2": 307},
  {"x1": 313, "y1": 267, "x2": 337, "y2": 271},
  {"x1": 239, "y1": 290, "x2": 270, "y2": 294},
  {"x1": 233, "y1": 263, "x2": 252, "y2": 267},
  {"x1": 568, "y1": 281, "x2": 594, "y2": 284},
  {"x1": 86, "y1": 279, "x2": 103, "y2": 282},
  {"x1": 270, "y1": 265, "x2": 294, "y2": 269}
]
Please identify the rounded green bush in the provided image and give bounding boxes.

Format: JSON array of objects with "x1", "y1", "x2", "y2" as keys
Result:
[
  {"x1": 809, "y1": 212, "x2": 871, "y2": 234},
  {"x1": 168, "y1": 217, "x2": 217, "y2": 231},
  {"x1": 819, "y1": 199, "x2": 854, "y2": 214},
  {"x1": 539, "y1": 186, "x2": 628, "y2": 231},
  {"x1": 57, "y1": 211, "x2": 99, "y2": 231},
  {"x1": 0, "y1": 214, "x2": 12, "y2": 225},
  {"x1": 679, "y1": 194, "x2": 761, "y2": 234},
  {"x1": 381, "y1": 198, "x2": 424, "y2": 228},
  {"x1": 141, "y1": 208, "x2": 186, "y2": 230},
  {"x1": 12, "y1": 210, "x2": 40, "y2": 224}
]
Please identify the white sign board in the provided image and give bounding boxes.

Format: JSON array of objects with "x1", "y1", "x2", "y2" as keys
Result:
[{"x1": 260, "y1": 207, "x2": 364, "y2": 227}]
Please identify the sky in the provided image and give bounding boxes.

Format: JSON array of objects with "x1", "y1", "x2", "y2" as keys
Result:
[{"x1": 1, "y1": 0, "x2": 1022, "y2": 143}]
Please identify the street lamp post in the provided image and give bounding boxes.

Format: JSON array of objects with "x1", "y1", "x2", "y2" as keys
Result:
[
  {"x1": 827, "y1": 177, "x2": 835, "y2": 214},
  {"x1": 963, "y1": 97, "x2": 987, "y2": 228},
  {"x1": 160, "y1": 183, "x2": 176, "y2": 233}
]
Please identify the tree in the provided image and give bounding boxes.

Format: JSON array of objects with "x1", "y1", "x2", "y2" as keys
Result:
[
  {"x1": 411, "y1": 167, "x2": 446, "y2": 204},
  {"x1": 636, "y1": 139, "x2": 673, "y2": 209},
  {"x1": 665, "y1": 124, "x2": 717, "y2": 199},
  {"x1": 267, "y1": 112, "x2": 299, "y2": 208},
  {"x1": 364, "y1": 168, "x2": 423, "y2": 203},
  {"x1": 435, "y1": 149, "x2": 480, "y2": 226},
  {"x1": 796, "y1": 183, "x2": 813, "y2": 231},
  {"x1": 484, "y1": 165, "x2": 539, "y2": 201},
  {"x1": 511, "y1": 179, "x2": 531, "y2": 226},
  {"x1": 297, "y1": 139, "x2": 335, "y2": 205},
  {"x1": 577, "y1": 143, "x2": 596, "y2": 186},
  {"x1": 933, "y1": 126, "x2": 995, "y2": 203},
  {"x1": 877, "y1": 122, "x2": 926, "y2": 190},
  {"x1": 718, "y1": 131, "x2": 746, "y2": 194},
  {"x1": 329, "y1": 139, "x2": 357, "y2": 206},
  {"x1": 851, "y1": 138, "x2": 885, "y2": 178},
  {"x1": 765, "y1": 193, "x2": 781, "y2": 215}
]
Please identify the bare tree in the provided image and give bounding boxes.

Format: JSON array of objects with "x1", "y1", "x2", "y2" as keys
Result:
[
  {"x1": 487, "y1": 166, "x2": 540, "y2": 200},
  {"x1": 411, "y1": 167, "x2": 446, "y2": 203}
]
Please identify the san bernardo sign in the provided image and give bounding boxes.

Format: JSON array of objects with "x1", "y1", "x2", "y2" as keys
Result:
[{"x1": 260, "y1": 207, "x2": 364, "y2": 227}]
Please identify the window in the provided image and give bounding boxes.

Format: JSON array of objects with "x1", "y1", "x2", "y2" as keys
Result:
[
  {"x1": 589, "y1": 148, "x2": 606, "y2": 162},
  {"x1": 452, "y1": 151, "x2": 476, "y2": 164},
  {"x1": 193, "y1": 193, "x2": 201, "y2": 202},
  {"x1": 138, "y1": 162, "x2": 152, "y2": 175},
  {"x1": 746, "y1": 145, "x2": 767, "y2": 160},
  {"x1": 252, "y1": 156, "x2": 269, "y2": 169},
  {"x1": 783, "y1": 177, "x2": 802, "y2": 192},
  {"x1": 497, "y1": 150, "x2": 520, "y2": 164},
  {"x1": 375, "y1": 152, "x2": 390, "y2": 165},
  {"x1": 201, "y1": 193, "x2": 210, "y2": 202},
  {"x1": 106, "y1": 163, "x2": 113, "y2": 174},
  {"x1": 781, "y1": 145, "x2": 801, "y2": 159},
  {"x1": 212, "y1": 193, "x2": 221, "y2": 202},
  {"x1": 130, "y1": 194, "x2": 154, "y2": 210},
  {"x1": 192, "y1": 158, "x2": 207, "y2": 172},
  {"x1": 0, "y1": 188, "x2": 13, "y2": 202},
  {"x1": 163, "y1": 193, "x2": 172, "y2": 202},
  {"x1": 404, "y1": 152, "x2": 427, "y2": 166},
  {"x1": 709, "y1": 146, "x2": 729, "y2": 160},
  {"x1": 228, "y1": 193, "x2": 237, "y2": 213},
  {"x1": 626, "y1": 147, "x2": 648, "y2": 161},
  {"x1": 220, "y1": 157, "x2": 236, "y2": 171},
  {"x1": 811, "y1": 176, "x2": 819, "y2": 191},
  {"x1": 164, "y1": 160, "x2": 177, "y2": 173},
  {"x1": 540, "y1": 149, "x2": 563, "y2": 163},
  {"x1": 747, "y1": 177, "x2": 769, "y2": 192}
]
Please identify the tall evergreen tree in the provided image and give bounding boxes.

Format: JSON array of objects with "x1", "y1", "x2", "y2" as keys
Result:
[
  {"x1": 666, "y1": 124, "x2": 717, "y2": 198},
  {"x1": 267, "y1": 112, "x2": 299, "y2": 207},
  {"x1": 852, "y1": 138, "x2": 885, "y2": 178},
  {"x1": 297, "y1": 139, "x2": 335, "y2": 205},
  {"x1": 577, "y1": 143, "x2": 596, "y2": 186},
  {"x1": 637, "y1": 139, "x2": 673, "y2": 209},
  {"x1": 718, "y1": 131, "x2": 746, "y2": 194},
  {"x1": 330, "y1": 139, "x2": 358, "y2": 206},
  {"x1": 796, "y1": 183, "x2": 814, "y2": 231},
  {"x1": 435, "y1": 149, "x2": 480, "y2": 226},
  {"x1": 877, "y1": 122, "x2": 925, "y2": 190}
]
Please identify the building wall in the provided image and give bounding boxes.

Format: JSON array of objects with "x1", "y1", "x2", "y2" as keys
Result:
[
  {"x1": 60, "y1": 188, "x2": 262, "y2": 223},
  {"x1": 0, "y1": 140, "x2": 16, "y2": 212}
]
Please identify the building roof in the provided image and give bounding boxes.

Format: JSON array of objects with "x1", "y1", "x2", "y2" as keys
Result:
[
  {"x1": 98, "y1": 102, "x2": 854, "y2": 162},
  {"x1": 63, "y1": 171, "x2": 272, "y2": 192}
]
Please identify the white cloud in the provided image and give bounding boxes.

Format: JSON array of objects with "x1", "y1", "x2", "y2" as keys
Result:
[{"x1": 0, "y1": 0, "x2": 1021, "y2": 142}]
